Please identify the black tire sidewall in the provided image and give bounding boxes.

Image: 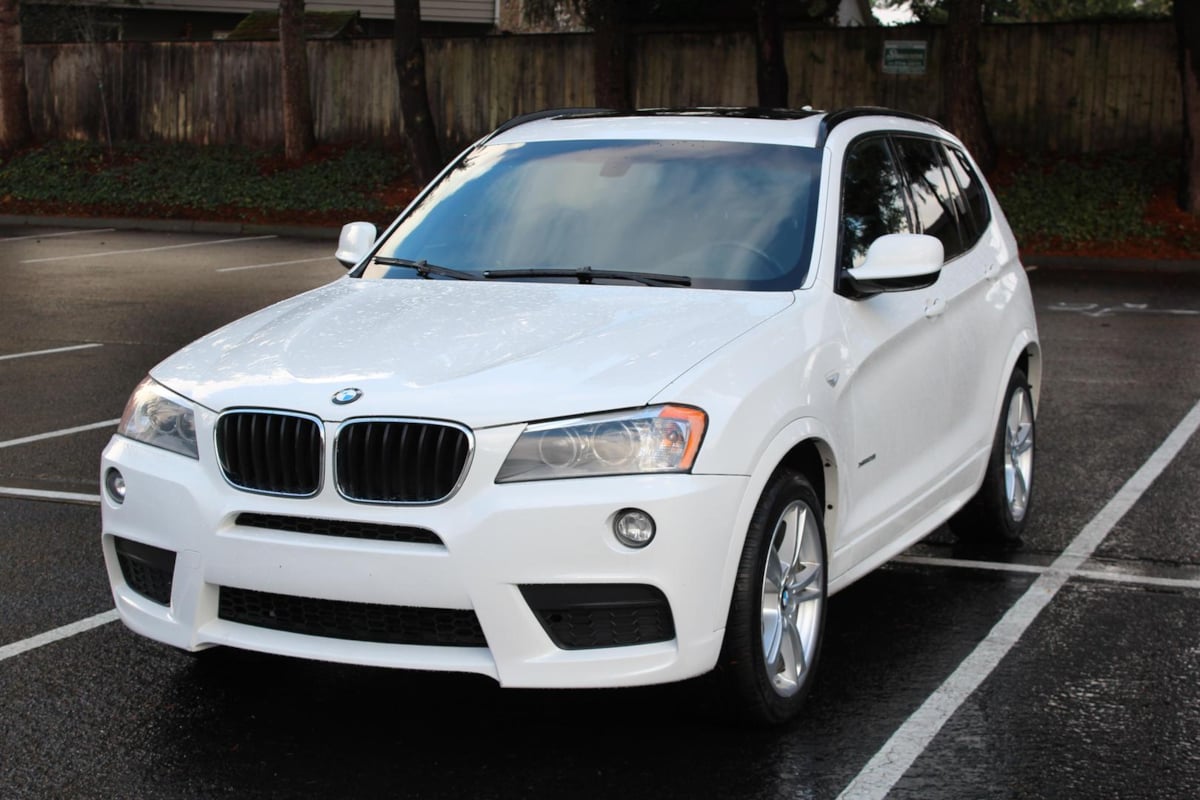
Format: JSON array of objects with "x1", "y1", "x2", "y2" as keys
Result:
[
  {"x1": 718, "y1": 470, "x2": 828, "y2": 725},
  {"x1": 955, "y1": 367, "x2": 1034, "y2": 543}
]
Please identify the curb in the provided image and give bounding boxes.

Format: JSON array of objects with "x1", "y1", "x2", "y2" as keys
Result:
[{"x1": 0, "y1": 214, "x2": 343, "y2": 241}]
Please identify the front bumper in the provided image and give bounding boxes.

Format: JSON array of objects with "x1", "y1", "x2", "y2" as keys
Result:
[{"x1": 100, "y1": 427, "x2": 749, "y2": 688}]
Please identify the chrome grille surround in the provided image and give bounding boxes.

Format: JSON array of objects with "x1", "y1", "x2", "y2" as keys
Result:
[
  {"x1": 334, "y1": 417, "x2": 474, "y2": 505},
  {"x1": 214, "y1": 408, "x2": 325, "y2": 498}
]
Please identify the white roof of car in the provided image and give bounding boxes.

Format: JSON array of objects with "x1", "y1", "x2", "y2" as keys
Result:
[{"x1": 487, "y1": 108, "x2": 944, "y2": 149}]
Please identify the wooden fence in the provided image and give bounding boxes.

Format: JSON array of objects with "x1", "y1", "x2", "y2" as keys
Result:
[{"x1": 21, "y1": 20, "x2": 1180, "y2": 155}]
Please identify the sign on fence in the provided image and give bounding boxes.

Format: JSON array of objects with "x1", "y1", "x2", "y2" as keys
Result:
[{"x1": 882, "y1": 40, "x2": 928, "y2": 75}]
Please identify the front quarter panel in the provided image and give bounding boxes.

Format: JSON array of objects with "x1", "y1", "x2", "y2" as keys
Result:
[
  {"x1": 651, "y1": 290, "x2": 846, "y2": 481},
  {"x1": 649, "y1": 289, "x2": 852, "y2": 609}
]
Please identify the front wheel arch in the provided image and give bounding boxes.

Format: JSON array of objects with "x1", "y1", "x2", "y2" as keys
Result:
[{"x1": 714, "y1": 469, "x2": 828, "y2": 725}]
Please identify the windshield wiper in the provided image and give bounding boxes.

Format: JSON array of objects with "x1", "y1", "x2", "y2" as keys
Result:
[
  {"x1": 481, "y1": 266, "x2": 691, "y2": 287},
  {"x1": 372, "y1": 256, "x2": 483, "y2": 281}
]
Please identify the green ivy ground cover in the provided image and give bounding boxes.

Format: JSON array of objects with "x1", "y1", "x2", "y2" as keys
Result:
[
  {"x1": 992, "y1": 151, "x2": 1173, "y2": 247},
  {"x1": 0, "y1": 140, "x2": 406, "y2": 216}
]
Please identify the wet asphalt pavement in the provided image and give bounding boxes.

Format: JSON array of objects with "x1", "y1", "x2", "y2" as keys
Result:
[{"x1": 1, "y1": 226, "x2": 1198, "y2": 799}]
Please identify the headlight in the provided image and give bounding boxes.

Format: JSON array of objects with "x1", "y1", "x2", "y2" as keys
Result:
[
  {"x1": 496, "y1": 405, "x2": 706, "y2": 482},
  {"x1": 117, "y1": 378, "x2": 199, "y2": 459}
]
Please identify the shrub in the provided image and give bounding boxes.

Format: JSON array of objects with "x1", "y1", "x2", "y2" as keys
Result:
[
  {"x1": 992, "y1": 151, "x2": 1171, "y2": 247},
  {"x1": 0, "y1": 140, "x2": 405, "y2": 215}
]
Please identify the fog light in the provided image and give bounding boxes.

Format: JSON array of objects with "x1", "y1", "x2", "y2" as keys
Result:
[
  {"x1": 613, "y1": 508, "x2": 655, "y2": 548},
  {"x1": 105, "y1": 468, "x2": 126, "y2": 504}
]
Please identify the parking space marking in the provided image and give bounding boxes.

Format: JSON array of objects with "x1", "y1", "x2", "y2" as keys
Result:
[
  {"x1": 0, "y1": 487, "x2": 101, "y2": 505},
  {"x1": 0, "y1": 343, "x2": 103, "y2": 362},
  {"x1": 217, "y1": 256, "x2": 333, "y2": 273},
  {"x1": 19, "y1": 234, "x2": 277, "y2": 264},
  {"x1": 0, "y1": 610, "x2": 118, "y2": 663},
  {"x1": 1073, "y1": 568, "x2": 1200, "y2": 591},
  {"x1": 0, "y1": 228, "x2": 116, "y2": 243},
  {"x1": 840, "y1": 396, "x2": 1200, "y2": 800},
  {"x1": 1047, "y1": 301, "x2": 1200, "y2": 318},
  {"x1": 0, "y1": 419, "x2": 120, "y2": 450},
  {"x1": 894, "y1": 555, "x2": 1200, "y2": 592},
  {"x1": 894, "y1": 555, "x2": 1047, "y2": 577}
]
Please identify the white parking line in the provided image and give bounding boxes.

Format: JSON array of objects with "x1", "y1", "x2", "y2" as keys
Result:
[
  {"x1": 217, "y1": 256, "x2": 332, "y2": 273},
  {"x1": 0, "y1": 487, "x2": 101, "y2": 505},
  {"x1": 893, "y1": 555, "x2": 1047, "y2": 576},
  {"x1": 1073, "y1": 568, "x2": 1200, "y2": 591},
  {"x1": 0, "y1": 610, "x2": 119, "y2": 663},
  {"x1": 0, "y1": 343, "x2": 103, "y2": 362},
  {"x1": 893, "y1": 555, "x2": 1200, "y2": 592},
  {"x1": 0, "y1": 419, "x2": 120, "y2": 450},
  {"x1": 839, "y1": 397, "x2": 1200, "y2": 800},
  {"x1": 19, "y1": 234, "x2": 277, "y2": 264},
  {"x1": 0, "y1": 228, "x2": 117, "y2": 243}
]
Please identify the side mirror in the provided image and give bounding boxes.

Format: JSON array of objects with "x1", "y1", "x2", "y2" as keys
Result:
[
  {"x1": 335, "y1": 221, "x2": 378, "y2": 269},
  {"x1": 843, "y1": 233, "x2": 943, "y2": 298}
]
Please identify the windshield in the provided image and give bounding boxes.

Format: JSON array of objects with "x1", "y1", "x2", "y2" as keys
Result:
[{"x1": 360, "y1": 139, "x2": 822, "y2": 290}]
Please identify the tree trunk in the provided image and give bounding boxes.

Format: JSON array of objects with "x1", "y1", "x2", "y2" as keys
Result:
[
  {"x1": 0, "y1": 0, "x2": 32, "y2": 152},
  {"x1": 754, "y1": 0, "x2": 788, "y2": 108},
  {"x1": 393, "y1": 0, "x2": 442, "y2": 185},
  {"x1": 1175, "y1": 0, "x2": 1200, "y2": 213},
  {"x1": 942, "y1": 0, "x2": 995, "y2": 172},
  {"x1": 279, "y1": 0, "x2": 315, "y2": 161},
  {"x1": 589, "y1": 0, "x2": 631, "y2": 109}
]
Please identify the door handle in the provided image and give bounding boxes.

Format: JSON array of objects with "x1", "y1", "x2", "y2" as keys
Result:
[{"x1": 924, "y1": 297, "x2": 946, "y2": 319}]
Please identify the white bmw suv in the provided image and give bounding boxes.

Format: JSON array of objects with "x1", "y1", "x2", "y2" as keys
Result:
[{"x1": 101, "y1": 107, "x2": 1040, "y2": 724}]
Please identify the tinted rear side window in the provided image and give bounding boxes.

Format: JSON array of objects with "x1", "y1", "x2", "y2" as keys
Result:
[
  {"x1": 839, "y1": 136, "x2": 912, "y2": 270},
  {"x1": 945, "y1": 145, "x2": 992, "y2": 249},
  {"x1": 894, "y1": 137, "x2": 964, "y2": 260}
]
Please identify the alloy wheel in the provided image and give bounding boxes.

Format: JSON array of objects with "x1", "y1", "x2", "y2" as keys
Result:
[
  {"x1": 759, "y1": 500, "x2": 825, "y2": 697},
  {"x1": 1004, "y1": 386, "x2": 1034, "y2": 521}
]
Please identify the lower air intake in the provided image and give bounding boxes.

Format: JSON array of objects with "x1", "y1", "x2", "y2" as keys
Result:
[
  {"x1": 520, "y1": 584, "x2": 675, "y2": 650},
  {"x1": 218, "y1": 587, "x2": 486, "y2": 647},
  {"x1": 235, "y1": 512, "x2": 443, "y2": 545},
  {"x1": 114, "y1": 536, "x2": 176, "y2": 606}
]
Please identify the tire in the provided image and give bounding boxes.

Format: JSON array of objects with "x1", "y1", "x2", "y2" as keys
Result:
[
  {"x1": 953, "y1": 367, "x2": 1035, "y2": 545},
  {"x1": 716, "y1": 470, "x2": 827, "y2": 725}
]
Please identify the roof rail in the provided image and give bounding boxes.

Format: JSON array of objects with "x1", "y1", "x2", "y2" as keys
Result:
[
  {"x1": 627, "y1": 106, "x2": 823, "y2": 121},
  {"x1": 484, "y1": 108, "x2": 618, "y2": 141},
  {"x1": 816, "y1": 107, "x2": 942, "y2": 147},
  {"x1": 484, "y1": 106, "x2": 823, "y2": 144}
]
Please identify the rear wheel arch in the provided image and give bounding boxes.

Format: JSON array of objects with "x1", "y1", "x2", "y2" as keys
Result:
[
  {"x1": 953, "y1": 362, "x2": 1035, "y2": 545},
  {"x1": 1010, "y1": 337, "x2": 1041, "y2": 411},
  {"x1": 1018, "y1": 342, "x2": 1036, "y2": 382}
]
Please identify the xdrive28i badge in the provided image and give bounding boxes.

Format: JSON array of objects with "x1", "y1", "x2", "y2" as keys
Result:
[{"x1": 331, "y1": 388, "x2": 362, "y2": 405}]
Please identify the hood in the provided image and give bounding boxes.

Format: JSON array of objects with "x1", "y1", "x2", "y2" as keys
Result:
[{"x1": 154, "y1": 278, "x2": 794, "y2": 428}]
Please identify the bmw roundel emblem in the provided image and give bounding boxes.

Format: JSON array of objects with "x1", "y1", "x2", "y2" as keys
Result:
[{"x1": 331, "y1": 388, "x2": 363, "y2": 405}]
